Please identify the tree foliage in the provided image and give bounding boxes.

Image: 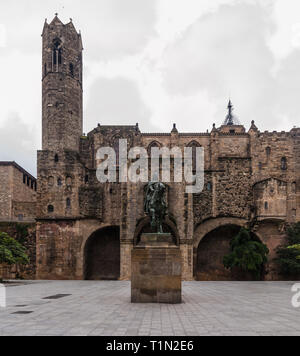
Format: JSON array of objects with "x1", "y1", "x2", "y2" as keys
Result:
[
  {"x1": 276, "y1": 223, "x2": 300, "y2": 276},
  {"x1": 0, "y1": 232, "x2": 29, "y2": 266},
  {"x1": 223, "y1": 228, "x2": 269, "y2": 279}
]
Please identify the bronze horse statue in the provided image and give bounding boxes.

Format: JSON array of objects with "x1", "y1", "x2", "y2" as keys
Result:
[{"x1": 144, "y1": 181, "x2": 167, "y2": 233}]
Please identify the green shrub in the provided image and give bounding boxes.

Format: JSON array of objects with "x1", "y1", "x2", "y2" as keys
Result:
[
  {"x1": 276, "y1": 223, "x2": 300, "y2": 276},
  {"x1": 0, "y1": 232, "x2": 29, "y2": 281},
  {"x1": 223, "y1": 228, "x2": 269, "y2": 279}
]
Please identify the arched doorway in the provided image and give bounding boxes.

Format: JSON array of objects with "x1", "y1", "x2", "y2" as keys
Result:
[
  {"x1": 84, "y1": 226, "x2": 120, "y2": 280},
  {"x1": 195, "y1": 224, "x2": 262, "y2": 281}
]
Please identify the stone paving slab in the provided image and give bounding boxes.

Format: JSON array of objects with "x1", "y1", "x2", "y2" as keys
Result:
[{"x1": 0, "y1": 281, "x2": 299, "y2": 336}]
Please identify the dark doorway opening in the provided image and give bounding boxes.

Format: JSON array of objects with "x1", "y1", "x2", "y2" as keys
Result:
[
  {"x1": 195, "y1": 224, "x2": 261, "y2": 281},
  {"x1": 84, "y1": 226, "x2": 120, "y2": 280}
]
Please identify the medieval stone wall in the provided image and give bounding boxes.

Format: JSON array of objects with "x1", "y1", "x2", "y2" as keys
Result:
[{"x1": 215, "y1": 157, "x2": 252, "y2": 219}]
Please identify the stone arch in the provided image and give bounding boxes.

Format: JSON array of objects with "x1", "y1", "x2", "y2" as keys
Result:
[
  {"x1": 133, "y1": 216, "x2": 180, "y2": 246},
  {"x1": 193, "y1": 217, "x2": 248, "y2": 249},
  {"x1": 195, "y1": 221, "x2": 264, "y2": 281},
  {"x1": 187, "y1": 140, "x2": 201, "y2": 147},
  {"x1": 83, "y1": 225, "x2": 120, "y2": 280},
  {"x1": 147, "y1": 140, "x2": 162, "y2": 155},
  {"x1": 194, "y1": 218, "x2": 247, "y2": 281}
]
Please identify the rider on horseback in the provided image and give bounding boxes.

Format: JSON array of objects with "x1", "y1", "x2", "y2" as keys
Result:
[{"x1": 144, "y1": 176, "x2": 167, "y2": 233}]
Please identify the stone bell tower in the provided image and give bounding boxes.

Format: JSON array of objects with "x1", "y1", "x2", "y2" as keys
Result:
[{"x1": 41, "y1": 14, "x2": 83, "y2": 151}]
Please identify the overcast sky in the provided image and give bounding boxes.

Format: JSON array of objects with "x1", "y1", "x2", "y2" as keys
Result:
[{"x1": 1, "y1": 0, "x2": 300, "y2": 175}]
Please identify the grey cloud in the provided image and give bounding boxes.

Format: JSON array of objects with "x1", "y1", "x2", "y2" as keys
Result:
[
  {"x1": 84, "y1": 77, "x2": 158, "y2": 133},
  {"x1": 82, "y1": 0, "x2": 158, "y2": 60},
  {"x1": 161, "y1": 3, "x2": 296, "y2": 130},
  {"x1": 162, "y1": 4, "x2": 274, "y2": 94},
  {"x1": 0, "y1": 113, "x2": 38, "y2": 175},
  {"x1": 274, "y1": 50, "x2": 300, "y2": 125},
  {"x1": 0, "y1": 0, "x2": 158, "y2": 59}
]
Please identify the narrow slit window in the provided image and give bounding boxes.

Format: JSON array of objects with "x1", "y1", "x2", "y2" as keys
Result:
[
  {"x1": 69, "y1": 63, "x2": 74, "y2": 77},
  {"x1": 281, "y1": 157, "x2": 287, "y2": 171},
  {"x1": 66, "y1": 198, "x2": 71, "y2": 208}
]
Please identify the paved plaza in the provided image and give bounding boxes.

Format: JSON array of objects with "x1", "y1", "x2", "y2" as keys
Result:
[{"x1": 0, "y1": 280, "x2": 299, "y2": 336}]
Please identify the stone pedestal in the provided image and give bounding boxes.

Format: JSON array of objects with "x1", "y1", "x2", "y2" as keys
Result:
[{"x1": 131, "y1": 233, "x2": 181, "y2": 304}]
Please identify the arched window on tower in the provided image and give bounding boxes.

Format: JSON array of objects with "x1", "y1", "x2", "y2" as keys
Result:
[{"x1": 52, "y1": 38, "x2": 62, "y2": 72}]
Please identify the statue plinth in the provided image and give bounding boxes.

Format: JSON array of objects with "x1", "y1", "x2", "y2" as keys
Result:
[
  {"x1": 131, "y1": 233, "x2": 182, "y2": 304},
  {"x1": 139, "y1": 233, "x2": 174, "y2": 246}
]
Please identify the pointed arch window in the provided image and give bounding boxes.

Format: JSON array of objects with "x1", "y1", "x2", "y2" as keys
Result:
[
  {"x1": 187, "y1": 141, "x2": 201, "y2": 171},
  {"x1": 52, "y1": 38, "x2": 62, "y2": 71},
  {"x1": 148, "y1": 141, "x2": 161, "y2": 156}
]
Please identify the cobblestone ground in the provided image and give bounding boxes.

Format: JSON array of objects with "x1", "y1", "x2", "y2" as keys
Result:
[{"x1": 0, "y1": 281, "x2": 299, "y2": 336}]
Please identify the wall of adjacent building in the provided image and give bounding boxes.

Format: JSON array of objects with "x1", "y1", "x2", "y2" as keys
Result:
[{"x1": 0, "y1": 163, "x2": 36, "y2": 222}]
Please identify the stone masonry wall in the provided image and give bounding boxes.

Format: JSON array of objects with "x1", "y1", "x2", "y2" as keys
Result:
[
  {"x1": 0, "y1": 163, "x2": 36, "y2": 222},
  {"x1": 216, "y1": 158, "x2": 252, "y2": 219},
  {"x1": 0, "y1": 165, "x2": 12, "y2": 221}
]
